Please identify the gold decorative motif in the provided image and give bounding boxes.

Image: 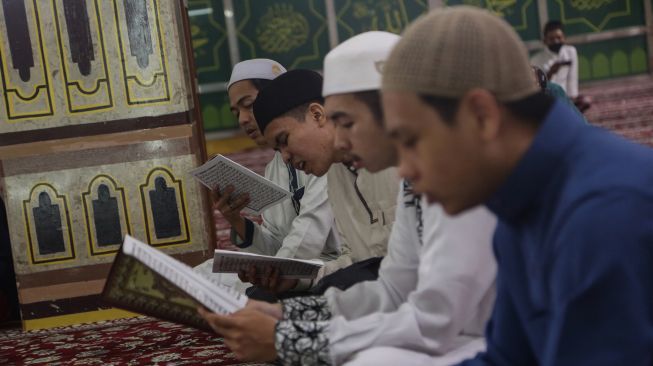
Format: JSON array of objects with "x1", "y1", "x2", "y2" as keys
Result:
[
  {"x1": 82, "y1": 174, "x2": 132, "y2": 256},
  {"x1": 139, "y1": 167, "x2": 190, "y2": 247},
  {"x1": 0, "y1": 0, "x2": 54, "y2": 121},
  {"x1": 459, "y1": 0, "x2": 517, "y2": 16},
  {"x1": 22, "y1": 184, "x2": 76, "y2": 265},
  {"x1": 570, "y1": 0, "x2": 615, "y2": 10},
  {"x1": 51, "y1": 0, "x2": 113, "y2": 114},
  {"x1": 256, "y1": 4, "x2": 309, "y2": 54},
  {"x1": 111, "y1": 0, "x2": 171, "y2": 105},
  {"x1": 350, "y1": 0, "x2": 404, "y2": 33}
]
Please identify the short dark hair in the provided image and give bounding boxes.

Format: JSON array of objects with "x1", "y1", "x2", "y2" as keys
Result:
[
  {"x1": 419, "y1": 92, "x2": 553, "y2": 127},
  {"x1": 352, "y1": 90, "x2": 383, "y2": 125},
  {"x1": 277, "y1": 99, "x2": 324, "y2": 122},
  {"x1": 419, "y1": 95, "x2": 460, "y2": 125},
  {"x1": 250, "y1": 78, "x2": 272, "y2": 91},
  {"x1": 543, "y1": 20, "x2": 563, "y2": 36}
]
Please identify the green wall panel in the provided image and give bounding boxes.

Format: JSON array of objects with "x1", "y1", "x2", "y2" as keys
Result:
[
  {"x1": 199, "y1": 91, "x2": 238, "y2": 132},
  {"x1": 187, "y1": 1, "x2": 652, "y2": 132},
  {"x1": 234, "y1": 0, "x2": 330, "y2": 70},
  {"x1": 576, "y1": 35, "x2": 649, "y2": 81},
  {"x1": 444, "y1": 0, "x2": 540, "y2": 40},
  {"x1": 188, "y1": 0, "x2": 231, "y2": 84},
  {"x1": 547, "y1": 0, "x2": 645, "y2": 35},
  {"x1": 335, "y1": 0, "x2": 428, "y2": 40}
]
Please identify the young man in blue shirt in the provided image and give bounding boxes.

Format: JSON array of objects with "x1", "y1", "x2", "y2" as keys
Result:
[{"x1": 382, "y1": 6, "x2": 653, "y2": 365}]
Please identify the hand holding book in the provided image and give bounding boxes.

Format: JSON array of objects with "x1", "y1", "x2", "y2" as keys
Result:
[
  {"x1": 102, "y1": 235, "x2": 248, "y2": 330},
  {"x1": 190, "y1": 155, "x2": 291, "y2": 215}
]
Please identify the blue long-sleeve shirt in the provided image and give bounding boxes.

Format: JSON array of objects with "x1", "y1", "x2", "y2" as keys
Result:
[{"x1": 460, "y1": 100, "x2": 653, "y2": 365}]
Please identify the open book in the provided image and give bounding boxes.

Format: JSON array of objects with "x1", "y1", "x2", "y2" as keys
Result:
[
  {"x1": 102, "y1": 235, "x2": 247, "y2": 330},
  {"x1": 189, "y1": 154, "x2": 291, "y2": 214},
  {"x1": 213, "y1": 249, "x2": 323, "y2": 279}
]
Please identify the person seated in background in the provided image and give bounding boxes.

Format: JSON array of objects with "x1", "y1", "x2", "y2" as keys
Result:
[
  {"x1": 531, "y1": 20, "x2": 592, "y2": 113},
  {"x1": 241, "y1": 68, "x2": 399, "y2": 296},
  {"x1": 197, "y1": 59, "x2": 340, "y2": 301},
  {"x1": 198, "y1": 31, "x2": 498, "y2": 366},
  {"x1": 381, "y1": 6, "x2": 653, "y2": 365}
]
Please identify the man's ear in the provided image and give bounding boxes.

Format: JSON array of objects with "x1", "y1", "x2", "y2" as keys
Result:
[
  {"x1": 463, "y1": 89, "x2": 501, "y2": 141},
  {"x1": 308, "y1": 102, "x2": 327, "y2": 126}
]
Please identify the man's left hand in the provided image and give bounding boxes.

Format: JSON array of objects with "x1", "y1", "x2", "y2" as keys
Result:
[{"x1": 198, "y1": 307, "x2": 278, "y2": 362}]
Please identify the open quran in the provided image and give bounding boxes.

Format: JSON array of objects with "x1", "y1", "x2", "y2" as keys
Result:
[
  {"x1": 189, "y1": 154, "x2": 291, "y2": 214},
  {"x1": 213, "y1": 250, "x2": 324, "y2": 279},
  {"x1": 102, "y1": 235, "x2": 247, "y2": 330}
]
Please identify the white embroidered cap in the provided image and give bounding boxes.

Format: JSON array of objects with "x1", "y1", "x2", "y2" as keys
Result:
[
  {"x1": 323, "y1": 31, "x2": 400, "y2": 97},
  {"x1": 227, "y1": 58, "x2": 287, "y2": 89}
]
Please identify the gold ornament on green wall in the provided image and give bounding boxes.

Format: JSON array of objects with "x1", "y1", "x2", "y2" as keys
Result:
[
  {"x1": 458, "y1": 0, "x2": 517, "y2": 17},
  {"x1": 256, "y1": 4, "x2": 309, "y2": 54},
  {"x1": 570, "y1": 0, "x2": 616, "y2": 11},
  {"x1": 351, "y1": 0, "x2": 404, "y2": 33}
]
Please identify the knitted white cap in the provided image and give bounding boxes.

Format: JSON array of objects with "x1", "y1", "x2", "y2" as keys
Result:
[
  {"x1": 383, "y1": 7, "x2": 539, "y2": 102},
  {"x1": 322, "y1": 31, "x2": 400, "y2": 97},
  {"x1": 227, "y1": 58, "x2": 286, "y2": 89}
]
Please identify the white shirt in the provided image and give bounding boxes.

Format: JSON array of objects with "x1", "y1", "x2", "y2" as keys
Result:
[
  {"x1": 325, "y1": 181, "x2": 497, "y2": 365},
  {"x1": 321, "y1": 164, "x2": 399, "y2": 280},
  {"x1": 531, "y1": 44, "x2": 579, "y2": 97},
  {"x1": 232, "y1": 152, "x2": 340, "y2": 261}
]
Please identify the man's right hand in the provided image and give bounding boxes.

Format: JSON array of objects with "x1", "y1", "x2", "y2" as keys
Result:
[
  {"x1": 547, "y1": 60, "x2": 570, "y2": 79},
  {"x1": 213, "y1": 185, "x2": 250, "y2": 222}
]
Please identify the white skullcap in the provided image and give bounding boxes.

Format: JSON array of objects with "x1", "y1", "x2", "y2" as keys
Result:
[
  {"x1": 227, "y1": 58, "x2": 286, "y2": 89},
  {"x1": 323, "y1": 31, "x2": 400, "y2": 97}
]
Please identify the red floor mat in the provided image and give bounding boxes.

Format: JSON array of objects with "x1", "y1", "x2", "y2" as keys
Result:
[{"x1": 0, "y1": 317, "x2": 270, "y2": 365}]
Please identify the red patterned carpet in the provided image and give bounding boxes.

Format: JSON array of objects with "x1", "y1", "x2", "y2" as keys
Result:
[
  {"x1": 0, "y1": 317, "x2": 270, "y2": 365},
  {"x1": 583, "y1": 75, "x2": 653, "y2": 147}
]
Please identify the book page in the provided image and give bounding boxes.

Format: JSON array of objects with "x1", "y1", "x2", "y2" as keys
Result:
[
  {"x1": 189, "y1": 155, "x2": 291, "y2": 214},
  {"x1": 212, "y1": 249, "x2": 323, "y2": 279},
  {"x1": 122, "y1": 235, "x2": 247, "y2": 314}
]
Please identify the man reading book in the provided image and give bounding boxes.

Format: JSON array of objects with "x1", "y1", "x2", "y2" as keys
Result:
[
  {"x1": 246, "y1": 68, "x2": 399, "y2": 295},
  {"x1": 197, "y1": 59, "x2": 340, "y2": 300}
]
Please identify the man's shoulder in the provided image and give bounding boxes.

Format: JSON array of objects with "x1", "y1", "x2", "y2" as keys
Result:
[
  {"x1": 561, "y1": 44, "x2": 577, "y2": 52},
  {"x1": 358, "y1": 167, "x2": 400, "y2": 198},
  {"x1": 559, "y1": 44, "x2": 577, "y2": 59},
  {"x1": 358, "y1": 166, "x2": 399, "y2": 183},
  {"x1": 556, "y1": 133, "x2": 653, "y2": 226},
  {"x1": 264, "y1": 151, "x2": 288, "y2": 183}
]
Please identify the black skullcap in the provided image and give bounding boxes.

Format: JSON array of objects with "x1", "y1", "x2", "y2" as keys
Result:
[{"x1": 253, "y1": 69, "x2": 323, "y2": 133}]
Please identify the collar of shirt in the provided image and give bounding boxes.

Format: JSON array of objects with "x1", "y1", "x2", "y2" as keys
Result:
[{"x1": 485, "y1": 100, "x2": 586, "y2": 223}]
